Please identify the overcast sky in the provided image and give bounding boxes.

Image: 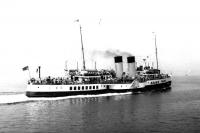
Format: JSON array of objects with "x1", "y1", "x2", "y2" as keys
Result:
[{"x1": 0, "y1": 0, "x2": 200, "y2": 91}]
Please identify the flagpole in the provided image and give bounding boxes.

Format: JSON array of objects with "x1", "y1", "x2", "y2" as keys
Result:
[
  {"x1": 38, "y1": 66, "x2": 41, "y2": 79},
  {"x1": 28, "y1": 68, "x2": 31, "y2": 80}
]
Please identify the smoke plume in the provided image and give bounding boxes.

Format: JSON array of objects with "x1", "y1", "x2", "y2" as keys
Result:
[{"x1": 91, "y1": 49, "x2": 132, "y2": 58}]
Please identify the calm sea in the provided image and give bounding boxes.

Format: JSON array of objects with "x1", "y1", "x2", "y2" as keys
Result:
[{"x1": 0, "y1": 76, "x2": 200, "y2": 133}]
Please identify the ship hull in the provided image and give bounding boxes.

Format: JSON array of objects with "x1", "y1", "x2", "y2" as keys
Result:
[
  {"x1": 25, "y1": 80, "x2": 172, "y2": 97},
  {"x1": 133, "y1": 81, "x2": 171, "y2": 92},
  {"x1": 26, "y1": 89, "x2": 135, "y2": 97},
  {"x1": 25, "y1": 84, "x2": 135, "y2": 97},
  {"x1": 26, "y1": 89, "x2": 110, "y2": 97}
]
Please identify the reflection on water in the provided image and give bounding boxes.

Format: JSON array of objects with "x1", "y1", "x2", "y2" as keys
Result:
[{"x1": 19, "y1": 89, "x2": 172, "y2": 133}]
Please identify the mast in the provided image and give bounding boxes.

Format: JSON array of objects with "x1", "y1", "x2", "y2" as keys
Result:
[
  {"x1": 95, "y1": 61, "x2": 97, "y2": 70},
  {"x1": 79, "y1": 25, "x2": 86, "y2": 70},
  {"x1": 77, "y1": 61, "x2": 79, "y2": 70},
  {"x1": 65, "y1": 61, "x2": 68, "y2": 71},
  {"x1": 153, "y1": 32, "x2": 159, "y2": 69}
]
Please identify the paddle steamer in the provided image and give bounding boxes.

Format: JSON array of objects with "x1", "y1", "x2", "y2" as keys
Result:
[{"x1": 25, "y1": 25, "x2": 171, "y2": 97}]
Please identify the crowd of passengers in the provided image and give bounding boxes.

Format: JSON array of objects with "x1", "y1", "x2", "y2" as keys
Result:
[
  {"x1": 137, "y1": 74, "x2": 170, "y2": 82},
  {"x1": 29, "y1": 75, "x2": 134, "y2": 85},
  {"x1": 28, "y1": 76, "x2": 109, "y2": 85},
  {"x1": 28, "y1": 73, "x2": 170, "y2": 85},
  {"x1": 28, "y1": 76, "x2": 69, "y2": 85}
]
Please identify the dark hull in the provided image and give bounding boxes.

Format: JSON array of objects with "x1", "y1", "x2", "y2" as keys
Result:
[
  {"x1": 109, "y1": 89, "x2": 133, "y2": 93},
  {"x1": 133, "y1": 81, "x2": 172, "y2": 92},
  {"x1": 26, "y1": 88, "x2": 138, "y2": 97},
  {"x1": 26, "y1": 89, "x2": 110, "y2": 97}
]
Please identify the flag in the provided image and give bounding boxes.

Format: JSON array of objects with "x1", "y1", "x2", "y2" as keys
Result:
[
  {"x1": 99, "y1": 18, "x2": 102, "y2": 25},
  {"x1": 74, "y1": 19, "x2": 79, "y2": 22},
  {"x1": 36, "y1": 66, "x2": 40, "y2": 73},
  {"x1": 22, "y1": 66, "x2": 29, "y2": 71}
]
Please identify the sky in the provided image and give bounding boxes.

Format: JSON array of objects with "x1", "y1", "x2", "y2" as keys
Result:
[{"x1": 0, "y1": 0, "x2": 200, "y2": 91}]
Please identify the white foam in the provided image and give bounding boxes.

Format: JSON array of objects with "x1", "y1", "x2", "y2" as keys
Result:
[
  {"x1": 0, "y1": 94, "x2": 29, "y2": 104},
  {"x1": 0, "y1": 92, "x2": 132, "y2": 104},
  {"x1": 28, "y1": 92, "x2": 132, "y2": 101}
]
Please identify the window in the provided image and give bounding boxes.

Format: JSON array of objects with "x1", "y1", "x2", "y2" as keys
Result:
[
  {"x1": 89, "y1": 86, "x2": 92, "y2": 89},
  {"x1": 82, "y1": 86, "x2": 84, "y2": 90},
  {"x1": 78, "y1": 86, "x2": 80, "y2": 90},
  {"x1": 86, "y1": 86, "x2": 88, "y2": 90},
  {"x1": 74, "y1": 86, "x2": 76, "y2": 90},
  {"x1": 93, "y1": 86, "x2": 95, "y2": 89},
  {"x1": 96, "y1": 86, "x2": 98, "y2": 89},
  {"x1": 70, "y1": 86, "x2": 72, "y2": 90}
]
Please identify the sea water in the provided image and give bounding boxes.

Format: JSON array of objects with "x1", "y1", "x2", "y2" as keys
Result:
[{"x1": 0, "y1": 76, "x2": 200, "y2": 133}]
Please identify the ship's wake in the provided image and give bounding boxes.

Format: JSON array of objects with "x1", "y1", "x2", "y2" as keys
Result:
[
  {"x1": 0, "y1": 94, "x2": 30, "y2": 105},
  {"x1": 0, "y1": 92, "x2": 132, "y2": 105}
]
